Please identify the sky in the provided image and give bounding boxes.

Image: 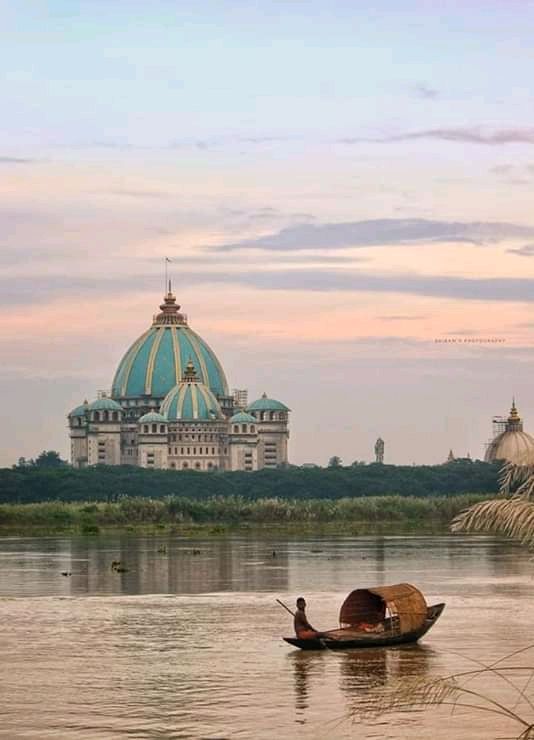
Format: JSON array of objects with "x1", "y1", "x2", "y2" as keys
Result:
[{"x1": 2, "y1": 1, "x2": 534, "y2": 466}]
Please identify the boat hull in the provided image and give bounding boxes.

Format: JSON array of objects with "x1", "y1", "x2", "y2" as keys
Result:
[{"x1": 283, "y1": 602, "x2": 445, "y2": 651}]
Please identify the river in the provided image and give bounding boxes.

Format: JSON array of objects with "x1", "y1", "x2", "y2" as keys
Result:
[{"x1": 0, "y1": 533, "x2": 532, "y2": 739}]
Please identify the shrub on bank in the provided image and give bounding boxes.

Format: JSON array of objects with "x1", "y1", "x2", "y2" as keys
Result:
[{"x1": 0, "y1": 494, "x2": 488, "y2": 531}]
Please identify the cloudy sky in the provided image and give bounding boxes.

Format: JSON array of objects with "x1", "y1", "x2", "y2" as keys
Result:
[{"x1": 3, "y1": 1, "x2": 534, "y2": 466}]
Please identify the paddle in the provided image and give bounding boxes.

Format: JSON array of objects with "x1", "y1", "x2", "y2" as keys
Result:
[{"x1": 276, "y1": 598, "x2": 295, "y2": 617}]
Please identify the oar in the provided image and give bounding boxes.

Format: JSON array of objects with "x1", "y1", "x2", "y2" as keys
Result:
[{"x1": 276, "y1": 598, "x2": 295, "y2": 617}]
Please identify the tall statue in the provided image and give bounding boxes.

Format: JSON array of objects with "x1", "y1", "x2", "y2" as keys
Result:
[{"x1": 374, "y1": 437, "x2": 384, "y2": 464}]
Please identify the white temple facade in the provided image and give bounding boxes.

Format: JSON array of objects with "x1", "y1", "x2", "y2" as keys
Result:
[{"x1": 68, "y1": 289, "x2": 290, "y2": 472}]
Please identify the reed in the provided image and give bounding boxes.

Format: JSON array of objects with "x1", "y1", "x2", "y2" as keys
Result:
[{"x1": 0, "y1": 493, "x2": 488, "y2": 533}]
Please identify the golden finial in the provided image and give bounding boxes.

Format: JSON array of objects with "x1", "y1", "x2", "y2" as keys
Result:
[
  {"x1": 183, "y1": 359, "x2": 198, "y2": 382},
  {"x1": 509, "y1": 398, "x2": 520, "y2": 421}
]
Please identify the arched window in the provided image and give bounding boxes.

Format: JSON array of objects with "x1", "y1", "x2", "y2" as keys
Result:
[
  {"x1": 207, "y1": 462, "x2": 213, "y2": 469},
  {"x1": 170, "y1": 462, "x2": 176, "y2": 469},
  {"x1": 233, "y1": 425, "x2": 239, "y2": 433},
  {"x1": 143, "y1": 425, "x2": 149, "y2": 433},
  {"x1": 94, "y1": 411, "x2": 100, "y2": 422},
  {"x1": 195, "y1": 462, "x2": 201, "y2": 470},
  {"x1": 160, "y1": 425, "x2": 165, "y2": 433},
  {"x1": 103, "y1": 411, "x2": 109, "y2": 421},
  {"x1": 152, "y1": 424, "x2": 157, "y2": 433},
  {"x1": 251, "y1": 425, "x2": 255, "y2": 433},
  {"x1": 112, "y1": 411, "x2": 118, "y2": 421},
  {"x1": 241, "y1": 424, "x2": 247, "y2": 433},
  {"x1": 182, "y1": 462, "x2": 188, "y2": 469}
]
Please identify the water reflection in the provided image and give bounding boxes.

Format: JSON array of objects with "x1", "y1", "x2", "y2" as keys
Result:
[
  {"x1": 290, "y1": 652, "x2": 327, "y2": 720},
  {"x1": 0, "y1": 536, "x2": 291, "y2": 596},
  {"x1": 288, "y1": 644, "x2": 434, "y2": 727}
]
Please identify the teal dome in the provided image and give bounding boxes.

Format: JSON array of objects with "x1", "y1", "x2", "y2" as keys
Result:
[
  {"x1": 247, "y1": 393, "x2": 289, "y2": 412},
  {"x1": 230, "y1": 411, "x2": 257, "y2": 424},
  {"x1": 69, "y1": 403, "x2": 88, "y2": 417},
  {"x1": 111, "y1": 292, "x2": 228, "y2": 400},
  {"x1": 88, "y1": 398, "x2": 123, "y2": 412},
  {"x1": 138, "y1": 412, "x2": 167, "y2": 424},
  {"x1": 161, "y1": 379, "x2": 224, "y2": 422}
]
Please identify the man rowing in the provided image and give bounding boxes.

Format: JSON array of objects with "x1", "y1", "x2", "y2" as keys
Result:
[{"x1": 294, "y1": 597, "x2": 328, "y2": 639}]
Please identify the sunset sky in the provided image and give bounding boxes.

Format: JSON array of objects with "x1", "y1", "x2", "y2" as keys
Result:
[{"x1": 3, "y1": 1, "x2": 534, "y2": 466}]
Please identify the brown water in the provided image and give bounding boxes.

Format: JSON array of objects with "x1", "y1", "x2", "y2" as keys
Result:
[{"x1": 1, "y1": 534, "x2": 533, "y2": 739}]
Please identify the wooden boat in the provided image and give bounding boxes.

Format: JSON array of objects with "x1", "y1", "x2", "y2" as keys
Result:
[{"x1": 283, "y1": 583, "x2": 445, "y2": 651}]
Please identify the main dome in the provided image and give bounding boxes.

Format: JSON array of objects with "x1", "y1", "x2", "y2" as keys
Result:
[{"x1": 111, "y1": 290, "x2": 229, "y2": 400}]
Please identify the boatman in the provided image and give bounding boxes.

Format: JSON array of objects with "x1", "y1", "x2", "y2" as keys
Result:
[{"x1": 294, "y1": 597, "x2": 327, "y2": 640}]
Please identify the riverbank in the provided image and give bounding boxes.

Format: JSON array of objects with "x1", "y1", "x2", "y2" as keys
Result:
[{"x1": 0, "y1": 494, "x2": 487, "y2": 536}]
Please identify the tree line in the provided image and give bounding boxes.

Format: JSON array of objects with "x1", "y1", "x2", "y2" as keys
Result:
[{"x1": 0, "y1": 452, "x2": 501, "y2": 504}]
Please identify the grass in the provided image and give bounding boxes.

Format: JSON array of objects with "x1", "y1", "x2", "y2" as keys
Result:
[{"x1": 0, "y1": 494, "x2": 489, "y2": 536}]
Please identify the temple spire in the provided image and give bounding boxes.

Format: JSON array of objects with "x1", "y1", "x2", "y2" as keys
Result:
[
  {"x1": 153, "y1": 287, "x2": 187, "y2": 326},
  {"x1": 506, "y1": 398, "x2": 523, "y2": 431},
  {"x1": 183, "y1": 358, "x2": 199, "y2": 382}
]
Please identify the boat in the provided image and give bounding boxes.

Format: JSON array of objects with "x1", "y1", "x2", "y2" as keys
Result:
[{"x1": 283, "y1": 583, "x2": 445, "y2": 651}]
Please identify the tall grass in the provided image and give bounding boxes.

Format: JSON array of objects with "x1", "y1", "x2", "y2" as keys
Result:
[{"x1": 0, "y1": 494, "x2": 488, "y2": 532}]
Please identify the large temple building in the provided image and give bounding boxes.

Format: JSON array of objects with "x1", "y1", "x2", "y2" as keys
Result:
[
  {"x1": 68, "y1": 288, "x2": 290, "y2": 471},
  {"x1": 484, "y1": 400, "x2": 534, "y2": 464}
]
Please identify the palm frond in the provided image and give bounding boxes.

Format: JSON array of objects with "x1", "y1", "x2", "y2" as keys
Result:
[
  {"x1": 451, "y1": 496, "x2": 534, "y2": 545},
  {"x1": 499, "y1": 460, "x2": 534, "y2": 498}
]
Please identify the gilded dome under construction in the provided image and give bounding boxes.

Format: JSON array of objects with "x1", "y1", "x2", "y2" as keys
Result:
[{"x1": 485, "y1": 401, "x2": 534, "y2": 464}]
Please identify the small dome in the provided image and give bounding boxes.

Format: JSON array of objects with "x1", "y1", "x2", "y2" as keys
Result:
[
  {"x1": 88, "y1": 398, "x2": 123, "y2": 413},
  {"x1": 160, "y1": 375, "x2": 224, "y2": 422},
  {"x1": 69, "y1": 402, "x2": 88, "y2": 417},
  {"x1": 247, "y1": 393, "x2": 289, "y2": 412},
  {"x1": 230, "y1": 411, "x2": 257, "y2": 424},
  {"x1": 138, "y1": 412, "x2": 167, "y2": 424}
]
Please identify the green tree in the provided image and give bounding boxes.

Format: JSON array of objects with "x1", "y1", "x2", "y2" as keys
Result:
[
  {"x1": 328, "y1": 456, "x2": 342, "y2": 468},
  {"x1": 31, "y1": 451, "x2": 67, "y2": 468}
]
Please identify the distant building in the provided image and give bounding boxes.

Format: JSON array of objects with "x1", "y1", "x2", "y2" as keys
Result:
[
  {"x1": 446, "y1": 449, "x2": 455, "y2": 463},
  {"x1": 68, "y1": 288, "x2": 290, "y2": 472},
  {"x1": 484, "y1": 400, "x2": 534, "y2": 464},
  {"x1": 233, "y1": 389, "x2": 249, "y2": 409}
]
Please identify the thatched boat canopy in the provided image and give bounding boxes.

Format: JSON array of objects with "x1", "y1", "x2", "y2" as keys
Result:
[{"x1": 339, "y1": 583, "x2": 428, "y2": 634}]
